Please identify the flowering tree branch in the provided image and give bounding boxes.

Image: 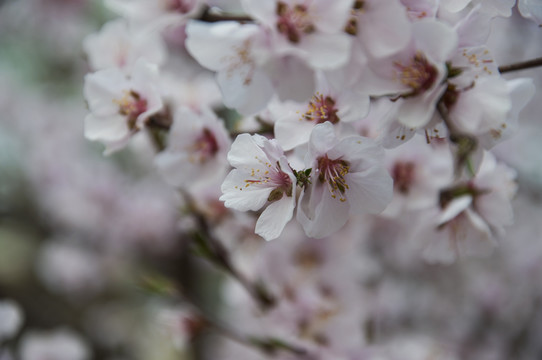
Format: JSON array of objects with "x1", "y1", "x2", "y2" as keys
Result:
[
  {"x1": 140, "y1": 273, "x2": 305, "y2": 357},
  {"x1": 183, "y1": 191, "x2": 277, "y2": 310}
]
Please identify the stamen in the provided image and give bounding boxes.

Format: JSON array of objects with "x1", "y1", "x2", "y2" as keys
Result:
[
  {"x1": 241, "y1": 160, "x2": 293, "y2": 201},
  {"x1": 113, "y1": 90, "x2": 148, "y2": 130},
  {"x1": 225, "y1": 39, "x2": 255, "y2": 86},
  {"x1": 394, "y1": 52, "x2": 438, "y2": 97},
  {"x1": 300, "y1": 93, "x2": 340, "y2": 124},
  {"x1": 276, "y1": 1, "x2": 315, "y2": 43},
  {"x1": 317, "y1": 155, "x2": 350, "y2": 202},
  {"x1": 188, "y1": 128, "x2": 219, "y2": 164}
]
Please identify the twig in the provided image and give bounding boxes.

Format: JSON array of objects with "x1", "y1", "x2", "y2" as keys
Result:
[
  {"x1": 437, "y1": 101, "x2": 477, "y2": 178},
  {"x1": 174, "y1": 288, "x2": 307, "y2": 357},
  {"x1": 183, "y1": 191, "x2": 276, "y2": 310},
  {"x1": 498, "y1": 57, "x2": 542, "y2": 74},
  {"x1": 198, "y1": 6, "x2": 253, "y2": 23}
]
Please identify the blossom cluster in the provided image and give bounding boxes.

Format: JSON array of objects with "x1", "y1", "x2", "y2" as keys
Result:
[
  {"x1": 82, "y1": 0, "x2": 537, "y2": 264},
  {"x1": 77, "y1": 0, "x2": 541, "y2": 357}
]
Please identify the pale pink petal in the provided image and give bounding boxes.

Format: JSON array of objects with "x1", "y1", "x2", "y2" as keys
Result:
[
  {"x1": 220, "y1": 169, "x2": 273, "y2": 211},
  {"x1": 346, "y1": 167, "x2": 393, "y2": 215},
  {"x1": 359, "y1": 0, "x2": 412, "y2": 58},
  {"x1": 84, "y1": 114, "x2": 130, "y2": 142},
  {"x1": 217, "y1": 66, "x2": 274, "y2": 115},
  {"x1": 297, "y1": 184, "x2": 349, "y2": 239},
  {"x1": 255, "y1": 196, "x2": 295, "y2": 240}
]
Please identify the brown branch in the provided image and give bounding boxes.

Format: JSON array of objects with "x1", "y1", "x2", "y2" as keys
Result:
[
  {"x1": 172, "y1": 287, "x2": 307, "y2": 357},
  {"x1": 198, "y1": 6, "x2": 253, "y2": 23},
  {"x1": 498, "y1": 57, "x2": 542, "y2": 74}
]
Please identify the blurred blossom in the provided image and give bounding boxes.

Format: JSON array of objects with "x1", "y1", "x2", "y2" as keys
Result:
[
  {"x1": 36, "y1": 240, "x2": 105, "y2": 300},
  {"x1": 154, "y1": 305, "x2": 202, "y2": 351},
  {"x1": 0, "y1": 300, "x2": 23, "y2": 341},
  {"x1": 19, "y1": 329, "x2": 90, "y2": 360}
]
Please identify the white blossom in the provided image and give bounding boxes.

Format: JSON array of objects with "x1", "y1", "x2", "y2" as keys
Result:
[
  {"x1": 83, "y1": 59, "x2": 163, "y2": 154},
  {"x1": 220, "y1": 134, "x2": 296, "y2": 240},
  {"x1": 155, "y1": 106, "x2": 231, "y2": 190},
  {"x1": 0, "y1": 300, "x2": 23, "y2": 341},
  {"x1": 297, "y1": 122, "x2": 393, "y2": 238}
]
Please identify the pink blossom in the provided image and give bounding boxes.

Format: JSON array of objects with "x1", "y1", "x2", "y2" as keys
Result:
[
  {"x1": 297, "y1": 122, "x2": 392, "y2": 238},
  {"x1": 272, "y1": 72, "x2": 370, "y2": 150},
  {"x1": 83, "y1": 18, "x2": 167, "y2": 71},
  {"x1": 360, "y1": 19, "x2": 458, "y2": 128},
  {"x1": 242, "y1": 0, "x2": 353, "y2": 70},
  {"x1": 83, "y1": 59, "x2": 164, "y2": 154},
  {"x1": 155, "y1": 106, "x2": 231, "y2": 190},
  {"x1": 220, "y1": 134, "x2": 296, "y2": 240}
]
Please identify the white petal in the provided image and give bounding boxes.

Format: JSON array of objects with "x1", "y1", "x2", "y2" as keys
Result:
[
  {"x1": 346, "y1": 167, "x2": 393, "y2": 215},
  {"x1": 301, "y1": 33, "x2": 352, "y2": 70},
  {"x1": 329, "y1": 136, "x2": 384, "y2": 171},
  {"x1": 84, "y1": 114, "x2": 130, "y2": 142},
  {"x1": 297, "y1": 184, "x2": 349, "y2": 239},
  {"x1": 83, "y1": 70, "x2": 127, "y2": 116},
  {"x1": 307, "y1": 122, "x2": 338, "y2": 159},
  {"x1": 397, "y1": 83, "x2": 446, "y2": 128},
  {"x1": 358, "y1": 0, "x2": 412, "y2": 58},
  {"x1": 265, "y1": 56, "x2": 315, "y2": 103},
  {"x1": 311, "y1": 0, "x2": 353, "y2": 33},
  {"x1": 217, "y1": 66, "x2": 274, "y2": 115},
  {"x1": 227, "y1": 133, "x2": 270, "y2": 168},
  {"x1": 186, "y1": 21, "x2": 261, "y2": 71},
  {"x1": 438, "y1": 195, "x2": 472, "y2": 225},
  {"x1": 413, "y1": 19, "x2": 458, "y2": 63},
  {"x1": 274, "y1": 116, "x2": 315, "y2": 151},
  {"x1": 220, "y1": 169, "x2": 273, "y2": 211},
  {"x1": 255, "y1": 196, "x2": 295, "y2": 240}
]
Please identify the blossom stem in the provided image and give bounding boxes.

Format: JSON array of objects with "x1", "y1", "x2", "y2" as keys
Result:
[
  {"x1": 207, "y1": 317, "x2": 308, "y2": 357},
  {"x1": 437, "y1": 101, "x2": 477, "y2": 178},
  {"x1": 176, "y1": 289, "x2": 307, "y2": 357},
  {"x1": 498, "y1": 56, "x2": 542, "y2": 74},
  {"x1": 183, "y1": 191, "x2": 276, "y2": 310}
]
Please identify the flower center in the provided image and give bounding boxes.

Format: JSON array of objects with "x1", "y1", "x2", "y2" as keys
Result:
[
  {"x1": 345, "y1": 0, "x2": 364, "y2": 35},
  {"x1": 239, "y1": 159, "x2": 293, "y2": 202},
  {"x1": 391, "y1": 161, "x2": 415, "y2": 194},
  {"x1": 300, "y1": 93, "x2": 340, "y2": 124},
  {"x1": 276, "y1": 1, "x2": 315, "y2": 43},
  {"x1": 114, "y1": 90, "x2": 148, "y2": 130},
  {"x1": 189, "y1": 128, "x2": 219, "y2": 164},
  {"x1": 394, "y1": 52, "x2": 438, "y2": 97},
  {"x1": 317, "y1": 155, "x2": 350, "y2": 202}
]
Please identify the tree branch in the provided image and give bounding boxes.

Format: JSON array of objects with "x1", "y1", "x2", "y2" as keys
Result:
[
  {"x1": 183, "y1": 191, "x2": 276, "y2": 311},
  {"x1": 198, "y1": 6, "x2": 253, "y2": 23},
  {"x1": 498, "y1": 57, "x2": 542, "y2": 74}
]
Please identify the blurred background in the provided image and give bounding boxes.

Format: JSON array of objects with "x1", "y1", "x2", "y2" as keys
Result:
[{"x1": 0, "y1": 1, "x2": 193, "y2": 359}]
